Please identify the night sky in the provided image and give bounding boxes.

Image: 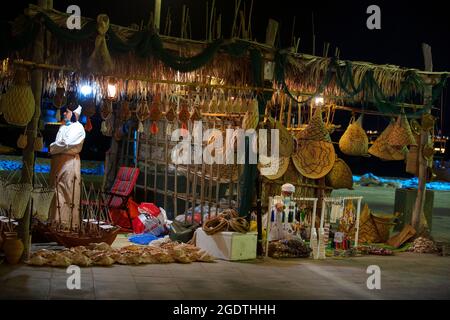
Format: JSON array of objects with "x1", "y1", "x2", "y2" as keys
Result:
[{"x1": 1, "y1": 0, "x2": 449, "y2": 168}]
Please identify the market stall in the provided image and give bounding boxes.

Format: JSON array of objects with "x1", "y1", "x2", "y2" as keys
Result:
[{"x1": 0, "y1": 1, "x2": 449, "y2": 265}]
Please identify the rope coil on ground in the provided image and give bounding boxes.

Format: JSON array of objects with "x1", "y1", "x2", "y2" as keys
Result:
[{"x1": 202, "y1": 209, "x2": 249, "y2": 235}]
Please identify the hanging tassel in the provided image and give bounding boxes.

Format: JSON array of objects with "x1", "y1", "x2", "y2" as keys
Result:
[
  {"x1": 150, "y1": 121, "x2": 159, "y2": 134},
  {"x1": 88, "y1": 14, "x2": 114, "y2": 73},
  {"x1": 138, "y1": 121, "x2": 144, "y2": 133},
  {"x1": 101, "y1": 120, "x2": 107, "y2": 134},
  {"x1": 84, "y1": 118, "x2": 93, "y2": 132},
  {"x1": 181, "y1": 122, "x2": 188, "y2": 130},
  {"x1": 166, "y1": 122, "x2": 173, "y2": 136}
]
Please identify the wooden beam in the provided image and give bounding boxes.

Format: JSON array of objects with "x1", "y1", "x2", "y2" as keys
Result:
[{"x1": 411, "y1": 43, "x2": 433, "y2": 233}]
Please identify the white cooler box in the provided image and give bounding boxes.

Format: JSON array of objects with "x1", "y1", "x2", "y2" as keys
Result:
[{"x1": 195, "y1": 228, "x2": 257, "y2": 261}]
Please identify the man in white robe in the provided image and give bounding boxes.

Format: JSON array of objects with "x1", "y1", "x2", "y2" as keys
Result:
[{"x1": 48, "y1": 105, "x2": 86, "y2": 230}]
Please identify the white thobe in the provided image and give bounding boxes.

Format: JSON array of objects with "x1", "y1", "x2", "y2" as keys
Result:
[{"x1": 48, "y1": 121, "x2": 86, "y2": 230}]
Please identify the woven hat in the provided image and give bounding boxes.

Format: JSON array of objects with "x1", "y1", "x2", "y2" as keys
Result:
[
  {"x1": 386, "y1": 114, "x2": 417, "y2": 147},
  {"x1": 298, "y1": 107, "x2": 331, "y2": 142},
  {"x1": 368, "y1": 121, "x2": 406, "y2": 161},
  {"x1": 258, "y1": 155, "x2": 290, "y2": 180},
  {"x1": 325, "y1": 158, "x2": 353, "y2": 189},
  {"x1": 292, "y1": 139, "x2": 336, "y2": 179},
  {"x1": 339, "y1": 116, "x2": 369, "y2": 156}
]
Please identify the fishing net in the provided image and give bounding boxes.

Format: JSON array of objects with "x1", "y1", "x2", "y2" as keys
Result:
[
  {"x1": 31, "y1": 187, "x2": 55, "y2": 221},
  {"x1": 4, "y1": 183, "x2": 33, "y2": 219}
]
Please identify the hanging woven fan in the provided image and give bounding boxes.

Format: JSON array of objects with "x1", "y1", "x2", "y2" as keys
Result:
[
  {"x1": 242, "y1": 98, "x2": 259, "y2": 130},
  {"x1": 53, "y1": 84, "x2": 66, "y2": 120},
  {"x1": 119, "y1": 101, "x2": 131, "y2": 122},
  {"x1": 0, "y1": 68, "x2": 35, "y2": 126},
  {"x1": 165, "y1": 101, "x2": 177, "y2": 136},
  {"x1": 100, "y1": 99, "x2": 113, "y2": 120},
  {"x1": 178, "y1": 102, "x2": 190, "y2": 130},
  {"x1": 136, "y1": 100, "x2": 150, "y2": 133},
  {"x1": 339, "y1": 115, "x2": 369, "y2": 156},
  {"x1": 82, "y1": 98, "x2": 96, "y2": 132},
  {"x1": 149, "y1": 95, "x2": 162, "y2": 134}
]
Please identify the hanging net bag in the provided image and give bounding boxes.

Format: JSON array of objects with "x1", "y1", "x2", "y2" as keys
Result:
[
  {"x1": 5, "y1": 183, "x2": 33, "y2": 219},
  {"x1": 31, "y1": 187, "x2": 55, "y2": 221}
]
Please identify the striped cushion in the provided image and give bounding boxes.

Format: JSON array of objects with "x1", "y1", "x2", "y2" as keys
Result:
[{"x1": 107, "y1": 167, "x2": 140, "y2": 208}]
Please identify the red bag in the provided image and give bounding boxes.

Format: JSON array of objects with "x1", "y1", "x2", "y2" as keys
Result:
[
  {"x1": 109, "y1": 198, "x2": 139, "y2": 230},
  {"x1": 138, "y1": 202, "x2": 160, "y2": 217}
]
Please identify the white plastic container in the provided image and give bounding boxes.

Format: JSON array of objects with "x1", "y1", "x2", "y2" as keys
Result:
[{"x1": 195, "y1": 228, "x2": 257, "y2": 261}]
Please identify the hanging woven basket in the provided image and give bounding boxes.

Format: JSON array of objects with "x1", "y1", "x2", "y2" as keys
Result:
[
  {"x1": 0, "y1": 69, "x2": 35, "y2": 126},
  {"x1": 33, "y1": 131, "x2": 44, "y2": 151},
  {"x1": 17, "y1": 127, "x2": 28, "y2": 149},
  {"x1": 368, "y1": 121, "x2": 407, "y2": 161},
  {"x1": 386, "y1": 114, "x2": 417, "y2": 147},
  {"x1": 339, "y1": 116, "x2": 369, "y2": 156},
  {"x1": 325, "y1": 158, "x2": 353, "y2": 189}
]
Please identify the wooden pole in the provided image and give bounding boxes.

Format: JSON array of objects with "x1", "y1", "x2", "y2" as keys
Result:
[
  {"x1": 18, "y1": 0, "x2": 46, "y2": 260},
  {"x1": 412, "y1": 43, "x2": 433, "y2": 233},
  {"x1": 154, "y1": 0, "x2": 162, "y2": 32}
]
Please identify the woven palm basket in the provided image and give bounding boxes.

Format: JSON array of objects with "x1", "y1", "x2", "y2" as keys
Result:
[
  {"x1": 339, "y1": 116, "x2": 369, "y2": 156},
  {"x1": 0, "y1": 69, "x2": 35, "y2": 126},
  {"x1": 357, "y1": 204, "x2": 380, "y2": 244},
  {"x1": 292, "y1": 139, "x2": 336, "y2": 179},
  {"x1": 369, "y1": 122, "x2": 406, "y2": 161},
  {"x1": 257, "y1": 155, "x2": 290, "y2": 180},
  {"x1": 298, "y1": 108, "x2": 332, "y2": 142},
  {"x1": 387, "y1": 114, "x2": 417, "y2": 147},
  {"x1": 325, "y1": 158, "x2": 353, "y2": 189}
]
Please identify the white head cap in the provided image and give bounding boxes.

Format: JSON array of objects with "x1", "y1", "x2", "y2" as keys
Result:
[
  {"x1": 73, "y1": 105, "x2": 82, "y2": 116},
  {"x1": 281, "y1": 183, "x2": 295, "y2": 193}
]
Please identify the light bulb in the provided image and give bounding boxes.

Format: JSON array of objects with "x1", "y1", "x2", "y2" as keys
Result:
[{"x1": 80, "y1": 85, "x2": 92, "y2": 96}]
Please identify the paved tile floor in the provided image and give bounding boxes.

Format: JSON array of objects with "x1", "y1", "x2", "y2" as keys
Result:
[{"x1": 0, "y1": 253, "x2": 449, "y2": 300}]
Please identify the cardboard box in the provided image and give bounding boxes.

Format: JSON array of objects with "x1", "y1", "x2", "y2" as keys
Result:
[{"x1": 195, "y1": 228, "x2": 257, "y2": 261}]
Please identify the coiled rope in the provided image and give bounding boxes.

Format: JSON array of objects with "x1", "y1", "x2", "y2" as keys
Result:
[{"x1": 202, "y1": 209, "x2": 249, "y2": 235}]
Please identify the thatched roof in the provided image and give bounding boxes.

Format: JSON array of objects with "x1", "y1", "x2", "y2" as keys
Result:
[{"x1": 3, "y1": 4, "x2": 447, "y2": 105}]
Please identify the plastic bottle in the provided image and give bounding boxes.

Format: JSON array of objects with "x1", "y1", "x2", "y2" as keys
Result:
[
  {"x1": 318, "y1": 227, "x2": 326, "y2": 259},
  {"x1": 310, "y1": 228, "x2": 318, "y2": 259}
]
